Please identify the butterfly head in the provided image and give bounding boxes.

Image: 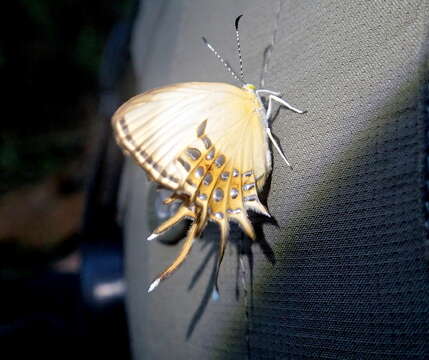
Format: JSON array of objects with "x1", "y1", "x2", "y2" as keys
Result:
[{"x1": 243, "y1": 83, "x2": 256, "y2": 92}]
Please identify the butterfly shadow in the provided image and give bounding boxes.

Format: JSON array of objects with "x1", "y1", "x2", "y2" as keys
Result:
[
  {"x1": 185, "y1": 225, "x2": 219, "y2": 340},
  {"x1": 185, "y1": 103, "x2": 281, "y2": 338},
  {"x1": 251, "y1": 103, "x2": 291, "y2": 264},
  {"x1": 185, "y1": 173, "x2": 278, "y2": 340},
  {"x1": 252, "y1": 170, "x2": 278, "y2": 266},
  {"x1": 185, "y1": 226, "x2": 255, "y2": 340}
]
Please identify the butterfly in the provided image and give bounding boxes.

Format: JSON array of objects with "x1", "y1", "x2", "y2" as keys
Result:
[{"x1": 112, "y1": 15, "x2": 305, "y2": 293}]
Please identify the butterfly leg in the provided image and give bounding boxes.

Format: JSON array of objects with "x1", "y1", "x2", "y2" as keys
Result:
[
  {"x1": 266, "y1": 127, "x2": 292, "y2": 168},
  {"x1": 263, "y1": 96, "x2": 291, "y2": 167},
  {"x1": 264, "y1": 94, "x2": 306, "y2": 167},
  {"x1": 265, "y1": 94, "x2": 274, "y2": 121},
  {"x1": 256, "y1": 89, "x2": 282, "y2": 97},
  {"x1": 270, "y1": 95, "x2": 306, "y2": 114}
]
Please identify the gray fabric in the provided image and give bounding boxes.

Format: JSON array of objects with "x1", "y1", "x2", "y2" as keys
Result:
[{"x1": 120, "y1": 0, "x2": 429, "y2": 358}]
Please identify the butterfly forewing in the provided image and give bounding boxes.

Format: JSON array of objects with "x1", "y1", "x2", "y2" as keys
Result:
[{"x1": 113, "y1": 82, "x2": 270, "y2": 187}]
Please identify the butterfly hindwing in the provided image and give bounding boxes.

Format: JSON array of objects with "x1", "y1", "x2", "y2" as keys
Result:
[{"x1": 112, "y1": 82, "x2": 272, "y2": 291}]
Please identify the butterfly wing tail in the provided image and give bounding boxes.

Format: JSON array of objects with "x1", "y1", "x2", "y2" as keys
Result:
[
  {"x1": 148, "y1": 221, "x2": 200, "y2": 292},
  {"x1": 147, "y1": 203, "x2": 197, "y2": 240},
  {"x1": 214, "y1": 220, "x2": 229, "y2": 294}
]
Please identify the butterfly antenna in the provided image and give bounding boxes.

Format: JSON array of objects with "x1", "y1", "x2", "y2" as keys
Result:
[
  {"x1": 234, "y1": 15, "x2": 245, "y2": 81},
  {"x1": 201, "y1": 36, "x2": 245, "y2": 85}
]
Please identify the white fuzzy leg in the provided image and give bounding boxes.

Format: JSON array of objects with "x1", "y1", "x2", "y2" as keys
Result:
[
  {"x1": 266, "y1": 127, "x2": 292, "y2": 168},
  {"x1": 256, "y1": 89, "x2": 282, "y2": 97},
  {"x1": 263, "y1": 94, "x2": 306, "y2": 168},
  {"x1": 270, "y1": 95, "x2": 305, "y2": 114},
  {"x1": 265, "y1": 94, "x2": 274, "y2": 120}
]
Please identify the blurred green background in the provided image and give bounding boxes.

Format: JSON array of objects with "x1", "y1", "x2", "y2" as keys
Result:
[
  {"x1": 1, "y1": 0, "x2": 131, "y2": 193},
  {"x1": 0, "y1": 0, "x2": 133, "y2": 261}
]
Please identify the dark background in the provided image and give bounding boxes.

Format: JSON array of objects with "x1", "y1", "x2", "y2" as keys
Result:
[{"x1": 0, "y1": 1, "x2": 133, "y2": 358}]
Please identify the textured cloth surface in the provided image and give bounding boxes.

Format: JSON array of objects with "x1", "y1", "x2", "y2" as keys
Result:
[{"x1": 121, "y1": 0, "x2": 429, "y2": 359}]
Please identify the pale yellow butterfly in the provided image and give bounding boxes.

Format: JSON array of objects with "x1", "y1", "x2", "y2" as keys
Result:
[{"x1": 112, "y1": 15, "x2": 305, "y2": 293}]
